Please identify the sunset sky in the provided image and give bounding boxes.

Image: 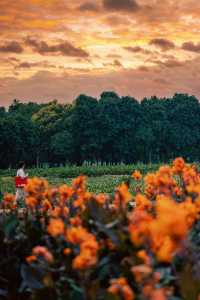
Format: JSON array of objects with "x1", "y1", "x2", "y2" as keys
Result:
[{"x1": 0, "y1": 0, "x2": 200, "y2": 106}]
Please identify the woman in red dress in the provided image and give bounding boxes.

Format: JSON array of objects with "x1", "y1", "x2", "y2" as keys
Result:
[{"x1": 15, "y1": 161, "x2": 28, "y2": 203}]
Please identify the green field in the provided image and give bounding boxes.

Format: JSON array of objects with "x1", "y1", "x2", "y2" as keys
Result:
[
  {"x1": 0, "y1": 162, "x2": 160, "y2": 178},
  {"x1": 0, "y1": 163, "x2": 156, "y2": 197},
  {"x1": 0, "y1": 174, "x2": 142, "y2": 197}
]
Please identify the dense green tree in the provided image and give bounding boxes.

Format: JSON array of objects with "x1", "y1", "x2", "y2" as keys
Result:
[
  {"x1": 32, "y1": 100, "x2": 72, "y2": 166},
  {"x1": 71, "y1": 94, "x2": 99, "y2": 164},
  {"x1": 51, "y1": 130, "x2": 74, "y2": 164},
  {"x1": 1, "y1": 92, "x2": 200, "y2": 168},
  {"x1": 0, "y1": 107, "x2": 6, "y2": 117},
  {"x1": 0, "y1": 115, "x2": 38, "y2": 168},
  {"x1": 9, "y1": 99, "x2": 43, "y2": 117}
]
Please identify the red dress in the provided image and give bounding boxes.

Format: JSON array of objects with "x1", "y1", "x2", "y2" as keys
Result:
[{"x1": 15, "y1": 176, "x2": 28, "y2": 188}]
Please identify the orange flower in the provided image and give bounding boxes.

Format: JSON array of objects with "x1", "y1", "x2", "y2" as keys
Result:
[
  {"x1": 25, "y1": 177, "x2": 49, "y2": 195},
  {"x1": 66, "y1": 226, "x2": 91, "y2": 244},
  {"x1": 72, "y1": 175, "x2": 86, "y2": 190},
  {"x1": 25, "y1": 196, "x2": 38, "y2": 208},
  {"x1": 59, "y1": 184, "x2": 74, "y2": 203},
  {"x1": 144, "y1": 173, "x2": 157, "y2": 186},
  {"x1": 3, "y1": 193, "x2": 15, "y2": 203},
  {"x1": 131, "y1": 265, "x2": 152, "y2": 283},
  {"x1": 108, "y1": 277, "x2": 135, "y2": 300},
  {"x1": 26, "y1": 255, "x2": 37, "y2": 263},
  {"x1": 155, "y1": 236, "x2": 176, "y2": 263},
  {"x1": 32, "y1": 246, "x2": 54, "y2": 263},
  {"x1": 72, "y1": 249, "x2": 97, "y2": 270},
  {"x1": 143, "y1": 284, "x2": 154, "y2": 297},
  {"x1": 135, "y1": 193, "x2": 152, "y2": 210},
  {"x1": 42, "y1": 199, "x2": 52, "y2": 211},
  {"x1": 3, "y1": 193, "x2": 16, "y2": 209},
  {"x1": 63, "y1": 248, "x2": 71, "y2": 255},
  {"x1": 129, "y1": 187, "x2": 198, "y2": 263},
  {"x1": 172, "y1": 157, "x2": 185, "y2": 173},
  {"x1": 129, "y1": 210, "x2": 153, "y2": 246},
  {"x1": 73, "y1": 190, "x2": 92, "y2": 209},
  {"x1": 95, "y1": 193, "x2": 107, "y2": 205},
  {"x1": 153, "y1": 195, "x2": 198, "y2": 261},
  {"x1": 66, "y1": 226, "x2": 99, "y2": 270},
  {"x1": 150, "y1": 288, "x2": 167, "y2": 300},
  {"x1": 137, "y1": 250, "x2": 151, "y2": 265},
  {"x1": 80, "y1": 238, "x2": 99, "y2": 255},
  {"x1": 180, "y1": 197, "x2": 198, "y2": 226},
  {"x1": 182, "y1": 165, "x2": 198, "y2": 186},
  {"x1": 69, "y1": 216, "x2": 82, "y2": 226},
  {"x1": 47, "y1": 218, "x2": 65, "y2": 237},
  {"x1": 114, "y1": 183, "x2": 132, "y2": 208},
  {"x1": 132, "y1": 170, "x2": 142, "y2": 180},
  {"x1": 72, "y1": 237, "x2": 99, "y2": 270},
  {"x1": 73, "y1": 195, "x2": 85, "y2": 209},
  {"x1": 49, "y1": 187, "x2": 58, "y2": 198},
  {"x1": 154, "y1": 195, "x2": 190, "y2": 239},
  {"x1": 50, "y1": 206, "x2": 69, "y2": 218}
]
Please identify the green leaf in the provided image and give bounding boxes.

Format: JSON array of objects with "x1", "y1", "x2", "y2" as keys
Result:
[{"x1": 3, "y1": 215, "x2": 18, "y2": 237}]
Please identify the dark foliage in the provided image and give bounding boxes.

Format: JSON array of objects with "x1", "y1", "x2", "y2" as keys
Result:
[{"x1": 0, "y1": 92, "x2": 200, "y2": 168}]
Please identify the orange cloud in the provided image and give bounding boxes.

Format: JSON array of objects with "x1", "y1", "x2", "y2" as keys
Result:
[
  {"x1": 182, "y1": 42, "x2": 200, "y2": 53},
  {"x1": 0, "y1": 0, "x2": 200, "y2": 104},
  {"x1": 1, "y1": 56, "x2": 200, "y2": 107},
  {"x1": 102, "y1": 0, "x2": 139, "y2": 12},
  {"x1": 149, "y1": 39, "x2": 175, "y2": 51},
  {"x1": 0, "y1": 41, "x2": 24, "y2": 53},
  {"x1": 25, "y1": 37, "x2": 89, "y2": 57}
]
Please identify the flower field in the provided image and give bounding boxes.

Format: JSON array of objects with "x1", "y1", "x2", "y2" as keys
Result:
[{"x1": 1, "y1": 158, "x2": 200, "y2": 300}]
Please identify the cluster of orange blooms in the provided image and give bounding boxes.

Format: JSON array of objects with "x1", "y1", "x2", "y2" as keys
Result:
[
  {"x1": 24, "y1": 176, "x2": 99, "y2": 270},
  {"x1": 108, "y1": 277, "x2": 135, "y2": 300},
  {"x1": 129, "y1": 158, "x2": 200, "y2": 263},
  {"x1": 2, "y1": 193, "x2": 16, "y2": 209},
  {"x1": 3, "y1": 157, "x2": 200, "y2": 300},
  {"x1": 66, "y1": 226, "x2": 99, "y2": 269}
]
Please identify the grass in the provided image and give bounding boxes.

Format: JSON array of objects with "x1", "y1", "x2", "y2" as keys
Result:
[
  {"x1": 0, "y1": 174, "x2": 141, "y2": 197},
  {"x1": 0, "y1": 163, "x2": 155, "y2": 199}
]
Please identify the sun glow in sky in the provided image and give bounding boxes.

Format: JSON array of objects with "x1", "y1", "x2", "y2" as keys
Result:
[{"x1": 0, "y1": 0, "x2": 200, "y2": 105}]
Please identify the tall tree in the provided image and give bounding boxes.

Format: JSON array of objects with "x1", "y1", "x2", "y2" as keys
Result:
[{"x1": 71, "y1": 94, "x2": 99, "y2": 164}]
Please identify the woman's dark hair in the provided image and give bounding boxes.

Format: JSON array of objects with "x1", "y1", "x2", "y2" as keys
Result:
[{"x1": 18, "y1": 161, "x2": 25, "y2": 169}]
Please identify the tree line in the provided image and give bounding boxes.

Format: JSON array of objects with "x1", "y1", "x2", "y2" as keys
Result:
[{"x1": 0, "y1": 92, "x2": 200, "y2": 168}]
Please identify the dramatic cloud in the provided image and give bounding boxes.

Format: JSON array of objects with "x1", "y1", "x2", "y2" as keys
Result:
[
  {"x1": 182, "y1": 42, "x2": 200, "y2": 53},
  {"x1": 0, "y1": 41, "x2": 23, "y2": 53},
  {"x1": 1, "y1": 56, "x2": 200, "y2": 107},
  {"x1": 25, "y1": 37, "x2": 89, "y2": 57},
  {"x1": 78, "y1": 2, "x2": 100, "y2": 12},
  {"x1": 103, "y1": 0, "x2": 139, "y2": 12},
  {"x1": 16, "y1": 61, "x2": 56, "y2": 69},
  {"x1": 0, "y1": 0, "x2": 200, "y2": 104},
  {"x1": 154, "y1": 58, "x2": 183, "y2": 68},
  {"x1": 104, "y1": 59, "x2": 124, "y2": 68},
  {"x1": 124, "y1": 46, "x2": 143, "y2": 53},
  {"x1": 149, "y1": 39, "x2": 175, "y2": 51},
  {"x1": 104, "y1": 14, "x2": 132, "y2": 26}
]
